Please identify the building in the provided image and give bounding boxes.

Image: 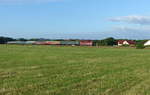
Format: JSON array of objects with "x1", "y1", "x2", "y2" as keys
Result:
[
  {"x1": 45, "y1": 41, "x2": 60, "y2": 45},
  {"x1": 80, "y1": 40, "x2": 93, "y2": 46},
  {"x1": 25, "y1": 41, "x2": 36, "y2": 44},
  {"x1": 7, "y1": 41, "x2": 26, "y2": 44},
  {"x1": 144, "y1": 40, "x2": 150, "y2": 46},
  {"x1": 118, "y1": 40, "x2": 136, "y2": 46},
  {"x1": 60, "y1": 41, "x2": 79, "y2": 46}
]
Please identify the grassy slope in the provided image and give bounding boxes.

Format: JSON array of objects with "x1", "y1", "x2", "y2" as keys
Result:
[{"x1": 0, "y1": 45, "x2": 150, "y2": 95}]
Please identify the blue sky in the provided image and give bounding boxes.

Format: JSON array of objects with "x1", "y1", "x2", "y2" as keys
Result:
[{"x1": 0, "y1": 0, "x2": 150, "y2": 39}]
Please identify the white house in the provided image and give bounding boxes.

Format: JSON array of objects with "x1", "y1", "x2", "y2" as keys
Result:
[
  {"x1": 118, "y1": 40, "x2": 136, "y2": 46},
  {"x1": 144, "y1": 40, "x2": 150, "y2": 46}
]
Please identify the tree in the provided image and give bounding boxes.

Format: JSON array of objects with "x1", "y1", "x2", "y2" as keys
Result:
[
  {"x1": 0, "y1": 36, "x2": 15, "y2": 44},
  {"x1": 92, "y1": 37, "x2": 117, "y2": 46},
  {"x1": 100, "y1": 37, "x2": 116, "y2": 46},
  {"x1": 136, "y1": 42, "x2": 145, "y2": 49},
  {"x1": 106, "y1": 37, "x2": 117, "y2": 46},
  {"x1": 17, "y1": 38, "x2": 27, "y2": 41}
]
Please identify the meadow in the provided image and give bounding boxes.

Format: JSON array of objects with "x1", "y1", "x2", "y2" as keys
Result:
[{"x1": 0, "y1": 45, "x2": 150, "y2": 95}]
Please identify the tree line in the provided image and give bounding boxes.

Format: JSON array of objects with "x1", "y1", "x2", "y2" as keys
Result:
[
  {"x1": 0, "y1": 36, "x2": 117, "y2": 45},
  {"x1": 0, "y1": 37, "x2": 53, "y2": 44},
  {"x1": 0, "y1": 36, "x2": 148, "y2": 47}
]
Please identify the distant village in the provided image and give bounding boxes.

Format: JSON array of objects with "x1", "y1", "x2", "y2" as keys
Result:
[{"x1": 0, "y1": 36, "x2": 150, "y2": 48}]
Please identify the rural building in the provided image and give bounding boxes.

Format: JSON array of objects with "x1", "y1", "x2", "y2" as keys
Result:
[
  {"x1": 45, "y1": 41, "x2": 60, "y2": 45},
  {"x1": 7, "y1": 41, "x2": 26, "y2": 44},
  {"x1": 144, "y1": 40, "x2": 150, "y2": 46},
  {"x1": 34, "y1": 41, "x2": 47, "y2": 45},
  {"x1": 25, "y1": 41, "x2": 36, "y2": 44},
  {"x1": 80, "y1": 40, "x2": 93, "y2": 46},
  {"x1": 118, "y1": 40, "x2": 136, "y2": 46},
  {"x1": 60, "y1": 41, "x2": 79, "y2": 46}
]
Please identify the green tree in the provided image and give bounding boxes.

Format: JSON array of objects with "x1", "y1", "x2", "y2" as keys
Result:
[
  {"x1": 136, "y1": 42, "x2": 145, "y2": 49},
  {"x1": 102, "y1": 37, "x2": 116, "y2": 46},
  {"x1": 0, "y1": 36, "x2": 15, "y2": 44}
]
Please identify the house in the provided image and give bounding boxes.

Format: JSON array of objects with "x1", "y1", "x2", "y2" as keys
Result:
[
  {"x1": 118, "y1": 40, "x2": 136, "y2": 46},
  {"x1": 144, "y1": 40, "x2": 150, "y2": 46},
  {"x1": 80, "y1": 40, "x2": 93, "y2": 46}
]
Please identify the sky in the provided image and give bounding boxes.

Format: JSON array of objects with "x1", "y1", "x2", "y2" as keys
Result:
[{"x1": 0, "y1": 0, "x2": 150, "y2": 39}]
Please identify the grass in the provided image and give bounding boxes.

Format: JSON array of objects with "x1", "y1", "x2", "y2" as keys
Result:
[{"x1": 0, "y1": 45, "x2": 150, "y2": 95}]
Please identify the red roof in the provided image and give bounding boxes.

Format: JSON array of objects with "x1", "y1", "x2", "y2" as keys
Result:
[
  {"x1": 118, "y1": 40, "x2": 136, "y2": 44},
  {"x1": 80, "y1": 40, "x2": 93, "y2": 46}
]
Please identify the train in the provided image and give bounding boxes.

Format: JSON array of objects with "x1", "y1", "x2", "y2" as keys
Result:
[{"x1": 7, "y1": 40, "x2": 93, "y2": 46}]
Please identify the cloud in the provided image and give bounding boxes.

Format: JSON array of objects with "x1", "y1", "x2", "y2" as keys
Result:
[
  {"x1": 107, "y1": 26, "x2": 150, "y2": 39},
  {"x1": 112, "y1": 26, "x2": 150, "y2": 31},
  {"x1": 109, "y1": 15, "x2": 150, "y2": 25},
  {"x1": 0, "y1": 0, "x2": 63, "y2": 4}
]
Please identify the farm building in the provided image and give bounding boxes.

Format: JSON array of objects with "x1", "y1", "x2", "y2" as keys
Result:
[
  {"x1": 45, "y1": 41, "x2": 60, "y2": 45},
  {"x1": 144, "y1": 40, "x2": 150, "y2": 46},
  {"x1": 34, "y1": 41, "x2": 47, "y2": 45},
  {"x1": 80, "y1": 40, "x2": 93, "y2": 46},
  {"x1": 7, "y1": 41, "x2": 36, "y2": 45},
  {"x1": 7, "y1": 41, "x2": 26, "y2": 44},
  {"x1": 118, "y1": 40, "x2": 136, "y2": 46},
  {"x1": 25, "y1": 41, "x2": 36, "y2": 44},
  {"x1": 7, "y1": 41, "x2": 17, "y2": 44},
  {"x1": 60, "y1": 41, "x2": 79, "y2": 46}
]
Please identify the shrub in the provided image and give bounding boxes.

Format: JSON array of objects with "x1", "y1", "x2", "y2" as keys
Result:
[
  {"x1": 122, "y1": 44, "x2": 130, "y2": 47},
  {"x1": 136, "y1": 43, "x2": 145, "y2": 49}
]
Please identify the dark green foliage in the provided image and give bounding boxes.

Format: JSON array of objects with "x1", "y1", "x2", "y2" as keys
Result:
[
  {"x1": 136, "y1": 40, "x2": 147, "y2": 44},
  {"x1": 29, "y1": 38, "x2": 40, "y2": 41},
  {"x1": 0, "y1": 36, "x2": 15, "y2": 44},
  {"x1": 17, "y1": 38, "x2": 28, "y2": 41},
  {"x1": 122, "y1": 44, "x2": 130, "y2": 47},
  {"x1": 93, "y1": 37, "x2": 117, "y2": 46},
  {"x1": 104, "y1": 37, "x2": 117, "y2": 46},
  {"x1": 136, "y1": 42, "x2": 145, "y2": 49}
]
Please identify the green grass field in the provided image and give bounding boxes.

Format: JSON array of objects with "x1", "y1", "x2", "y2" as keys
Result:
[{"x1": 0, "y1": 45, "x2": 150, "y2": 95}]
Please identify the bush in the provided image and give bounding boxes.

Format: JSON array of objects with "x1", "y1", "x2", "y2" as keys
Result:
[
  {"x1": 122, "y1": 44, "x2": 130, "y2": 47},
  {"x1": 136, "y1": 43, "x2": 145, "y2": 49}
]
